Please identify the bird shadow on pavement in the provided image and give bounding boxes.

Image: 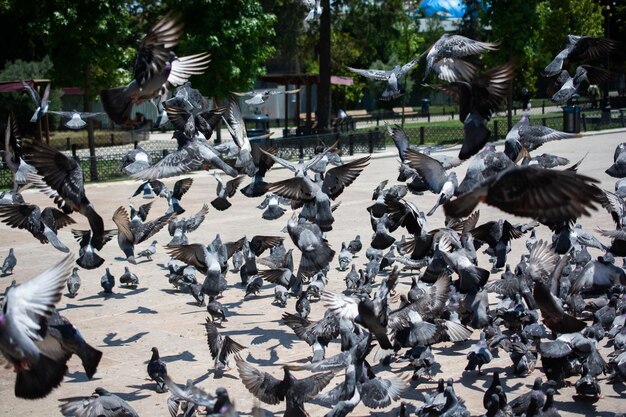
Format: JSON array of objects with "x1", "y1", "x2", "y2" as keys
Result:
[
  {"x1": 126, "y1": 306, "x2": 159, "y2": 314},
  {"x1": 432, "y1": 340, "x2": 473, "y2": 357},
  {"x1": 64, "y1": 370, "x2": 102, "y2": 384},
  {"x1": 115, "y1": 390, "x2": 152, "y2": 402},
  {"x1": 57, "y1": 303, "x2": 103, "y2": 312},
  {"x1": 127, "y1": 382, "x2": 156, "y2": 392},
  {"x1": 226, "y1": 325, "x2": 297, "y2": 348},
  {"x1": 161, "y1": 350, "x2": 197, "y2": 363},
  {"x1": 554, "y1": 398, "x2": 614, "y2": 417},
  {"x1": 244, "y1": 347, "x2": 280, "y2": 366},
  {"x1": 223, "y1": 293, "x2": 274, "y2": 309},
  {"x1": 79, "y1": 287, "x2": 148, "y2": 301},
  {"x1": 100, "y1": 331, "x2": 149, "y2": 347}
]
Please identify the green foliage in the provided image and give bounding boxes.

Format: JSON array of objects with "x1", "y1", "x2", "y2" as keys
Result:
[
  {"x1": 0, "y1": 56, "x2": 61, "y2": 134},
  {"x1": 166, "y1": 0, "x2": 277, "y2": 100},
  {"x1": 537, "y1": 0, "x2": 604, "y2": 70}
]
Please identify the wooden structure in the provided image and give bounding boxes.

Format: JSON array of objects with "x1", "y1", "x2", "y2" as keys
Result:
[{"x1": 259, "y1": 73, "x2": 352, "y2": 135}]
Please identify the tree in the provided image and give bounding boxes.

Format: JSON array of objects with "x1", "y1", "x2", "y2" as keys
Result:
[{"x1": 166, "y1": 0, "x2": 276, "y2": 101}]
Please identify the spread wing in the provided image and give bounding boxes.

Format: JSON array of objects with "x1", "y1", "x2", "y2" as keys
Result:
[{"x1": 322, "y1": 155, "x2": 371, "y2": 199}]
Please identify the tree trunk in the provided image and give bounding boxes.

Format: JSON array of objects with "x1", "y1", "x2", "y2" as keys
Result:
[
  {"x1": 84, "y1": 63, "x2": 98, "y2": 181},
  {"x1": 317, "y1": 0, "x2": 332, "y2": 131}
]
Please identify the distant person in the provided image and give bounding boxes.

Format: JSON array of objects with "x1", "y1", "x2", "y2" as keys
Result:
[
  {"x1": 588, "y1": 84, "x2": 600, "y2": 109},
  {"x1": 521, "y1": 88, "x2": 531, "y2": 111}
]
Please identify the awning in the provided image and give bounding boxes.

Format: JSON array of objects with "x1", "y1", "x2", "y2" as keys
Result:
[{"x1": 0, "y1": 79, "x2": 50, "y2": 93}]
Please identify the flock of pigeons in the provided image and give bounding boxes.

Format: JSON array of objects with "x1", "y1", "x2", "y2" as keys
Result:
[{"x1": 0, "y1": 10, "x2": 625, "y2": 417}]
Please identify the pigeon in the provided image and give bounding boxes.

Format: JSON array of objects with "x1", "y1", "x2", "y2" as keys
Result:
[
  {"x1": 404, "y1": 149, "x2": 458, "y2": 216},
  {"x1": 548, "y1": 65, "x2": 609, "y2": 105},
  {"x1": 433, "y1": 62, "x2": 515, "y2": 160},
  {"x1": 423, "y1": 34, "x2": 498, "y2": 82},
  {"x1": 60, "y1": 387, "x2": 139, "y2": 417},
  {"x1": 338, "y1": 242, "x2": 352, "y2": 271},
  {"x1": 131, "y1": 179, "x2": 169, "y2": 199},
  {"x1": 137, "y1": 240, "x2": 158, "y2": 261},
  {"x1": 21, "y1": 140, "x2": 106, "y2": 250},
  {"x1": 607, "y1": 142, "x2": 626, "y2": 178},
  {"x1": 257, "y1": 193, "x2": 291, "y2": 220},
  {"x1": 211, "y1": 173, "x2": 245, "y2": 211},
  {"x1": 119, "y1": 266, "x2": 139, "y2": 287},
  {"x1": 163, "y1": 375, "x2": 229, "y2": 413},
  {"x1": 274, "y1": 285, "x2": 289, "y2": 307},
  {"x1": 100, "y1": 268, "x2": 115, "y2": 294},
  {"x1": 286, "y1": 213, "x2": 335, "y2": 277},
  {"x1": 167, "y1": 204, "x2": 209, "y2": 246},
  {"x1": 543, "y1": 34, "x2": 618, "y2": 77},
  {"x1": 236, "y1": 355, "x2": 334, "y2": 417},
  {"x1": 21, "y1": 80, "x2": 50, "y2": 122},
  {"x1": 444, "y1": 165, "x2": 602, "y2": 223},
  {"x1": 167, "y1": 243, "x2": 226, "y2": 297},
  {"x1": 100, "y1": 12, "x2": 211, "y2": 125},
  {"x1": 205, "y1": 318, "x2": 246, "y2": 370},
  {"x1": 120, "y1": 146, "x2": 152, "y2": 177},
  {"x1": 300, "y1": 0, "x2": 322, "y2": 22},
  {"x1": 347, "y1": 56, "x2": 420, "y2": 100},
  {"x1": 465, "y1": 333, "x2": 493, "y2": 372},
  {"x1": 347, "y1": 235, "x2": 362, "y2": 255},
  {"x1": 3, "y1": 114, "x2": 36, "y2": 191},
  {"x1": 1, "y1": 248, "x2": 16, "y2": 275},
  {"x1": 207, "y1": 297, "x2": 228, "y2": 323},
  {"x1": 0, "y1": 255, "x2": 76, "y2": 399},
  {"x1": 72, "y1": 228, "x2": 117, "y2": 270},
  {"x1": 67, "y1": 267, "x2": 80, "y2": 298},
  {"x1": 147, "y1": 347, "x2": 168, "y2": 393},
  {"x1": 0, "y1": 203, "x2": 75, "y2": 253},
  {"x1": 48, "y1": 110, "x2": 104, "y2": 130},
  {"x1": 165, "y1": 178, "x2": 194, "y2": 215},
  {"x1": 113, "y1": 204, "x2": 174, "y2": 263},
  {"x1": 296, "y1": 292, "x2": 311, "y2": 319},
  {"x1": 233, "y1": 87, "x2": 301, "y2": 105}
]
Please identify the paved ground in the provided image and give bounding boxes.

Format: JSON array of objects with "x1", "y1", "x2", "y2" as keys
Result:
[{"x1": 1, "y1": 129, "x2": 626, "y2": 416}]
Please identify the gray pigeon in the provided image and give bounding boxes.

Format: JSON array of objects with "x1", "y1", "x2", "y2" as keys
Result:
[
  {"x1": 113, "y1": 205, "x2": 173, "y2": 264},
  {"x1": 2, "y1": 248, "x2": 16, "y2": 275},
  {"x1": 211, "y1": 173, "x2": 245, "y2": 211},
  {"x1": 424, "y1": 34, "x2": 497, "y2": 81},
  {"x1": 0, "y1": 203, "x2": 75, "y2": 252},
  {"x1": 101, "y1": 268, "x2": 115, "y2": 294},
  {"x1": 286, "y1": 213, "x2": 335, "y2": 278},
  {"x1": 48, "y1": 110, "x2": 103, "y2": 130},
  {"x1": 543, "y1": 34, "x2": 617, "y2": 77},
  {"x1": 147, "y1": 347, "x2": 167, "y2": 393},
  {"x1": 119, "y1": 145, "x2": 152, "y2": 176},
  {"x1": 137, "y1": 240, "x2": 158, "y2": 261},
  {"x1": 60, "y1": 387, "x2": 139, "y2": 417},
  {"x1": 21, "y1": 80, "x2": 50, "y2": 122},
  {"x1": 347, "y1": 56, "x2": 420, "y2": 101},
  {"x1": 338, "y1": 242, "x2": 352, "y2": 271},
  {"x1": 0, "y1": 255, "x2": 75, "y2": 399},
  {"x1": 67, "y1": 267, "x2": 81, "y2": 298},
  {"x1": 205, "y1": 318, "x2": 246, "y2": 370},
  {"x1": 119, "y1": 266, "x2": 139, "y2": 287}
]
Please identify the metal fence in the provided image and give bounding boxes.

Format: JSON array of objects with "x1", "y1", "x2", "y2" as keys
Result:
[{"x1": 0, "y1": 129, "x2": 387, "y2": 189}]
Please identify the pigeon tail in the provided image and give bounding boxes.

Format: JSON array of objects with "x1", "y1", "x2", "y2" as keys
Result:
[
  {"x1": 77, "y1": 250, "x2": 105, "y2": 270},
  {"x1": 262, "y1": 205, "x2": 285, "y2": 220},
  {"x1": 606, "y1": 164, "x2": 626, "y2": 179},
  {"x1": 241, "y1": 180, "x2": 268, "y2": 198},
  {"x1": 14, "y1": 354, "x2": 68, "y2": 399},
  {"x1": 78, "y1": 343, "x2": 103, "y2": 379},
  {"x1": 371, "y1": 232, "x2": 396, "y2": 250},
  {"x1": 316, "y1": 199, "x2": 335, "y2": 232},
  {"x1": 211, "y1": 197, "x2": 232, "y2": 211},
  {"x1": 100, "y1": 86, "x2": 134, "y2": 125},
  {"x1": 443, "y1": 186, "x2": 488, "y2": 219}
]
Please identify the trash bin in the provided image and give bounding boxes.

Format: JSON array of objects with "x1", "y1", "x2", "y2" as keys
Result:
[
  {"x1": 562, "y1": 106, "x2": 581, "y2": 133},
  {"x1": 420, "y1": 98, "x2": 430, "y2": 117}
]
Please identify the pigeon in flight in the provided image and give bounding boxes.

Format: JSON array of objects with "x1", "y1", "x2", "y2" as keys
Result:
[
  {"x1": 21, "y1": 80, "x2": 50, "y2": 122},
  {"x1": 21, "y1": 140, "x2": 106, "y2": 251},
  {"x1": 347, "y1": 56, "x2": 420, "y2": 101},
  {"x1": 543, "y1": 34, "x2": 618, "y2": 77},
  {"x1": 423, "y1": 34, "x2": 498, "y2": 82},
  {"x1": 48, "y1": 110, "x2": 104, "y2": 130},
  {"x1": 100, "y1": 12, "x2": 211, "y2": 125},
  {"x1": 233, "y1": 88, "x2": 301, "y2": 106},
  {"x1": 3, "y1": 114, "x2": 36, "y2": 192},
  {"x1": 548, "y1": 65, "x2": 609, "y2": 105},
  {"x1": 60, "y1": 387, "x2": 139, "y2": 417}
]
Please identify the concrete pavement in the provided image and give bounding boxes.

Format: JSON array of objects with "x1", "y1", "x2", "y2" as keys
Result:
[{"x1": 1, "y1": 130, "x2": 625, "y2": 416}]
